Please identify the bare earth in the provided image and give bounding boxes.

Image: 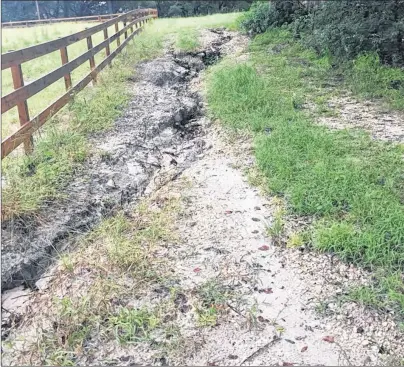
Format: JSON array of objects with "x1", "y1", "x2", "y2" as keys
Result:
[{"x1": 2, "y1": 30, "x2": 404, "y2": 366}]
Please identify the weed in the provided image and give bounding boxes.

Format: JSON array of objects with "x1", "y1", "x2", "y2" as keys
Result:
[
  {"x1": 286, "y1": 232, "x2": 304, "y2": 248},
  {"x1": 196, "y1": 306, "x2": 219, "y2": 327},
  {"x1": 59, "y1": 254, "x2": 74, "y2": 273},
  {"x1": 109, "y1": 307, "x2": 159, "y2": 344},
  {"x1": 246, "y1": 301, "x2": 259, "y2": 329},
  {"x1": 267, "y1": 206, "x2": 285, "y2": 241},
  {"x1": 195, "y1": 280, "x2": 231, "y2": 327}
]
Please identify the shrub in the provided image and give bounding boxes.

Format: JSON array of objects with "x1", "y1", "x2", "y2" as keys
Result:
[
  {"x1": 239, "y1": 0, "x2": 306, "y2": 34},
  {"x1": 298, "y1": 0, "x2": 404, "y2": 66},
  {"x1": 242, "y1": 0, "x2": 404, "y2": 67}
]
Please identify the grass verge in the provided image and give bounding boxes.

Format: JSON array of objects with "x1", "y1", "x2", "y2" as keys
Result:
[{"x1": 206, "y1": 28, "x2": 404, "y2": 315}]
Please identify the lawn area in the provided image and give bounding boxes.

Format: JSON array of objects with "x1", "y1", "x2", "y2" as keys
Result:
[
  {"x1": 1, "y1": 13, "x2": 240, "y2": 219},
  {"x1": 206, "y1": 29, "x2": 404, "y2": 314}
]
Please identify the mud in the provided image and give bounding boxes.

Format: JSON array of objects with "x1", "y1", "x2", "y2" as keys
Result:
[{"x1": 1, "y1": 30, "x2": 233, "y2": 292}]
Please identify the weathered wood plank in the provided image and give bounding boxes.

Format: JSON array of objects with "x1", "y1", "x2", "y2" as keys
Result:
[
  {"x1": 1, "y1": 9, "x2": 143, "y2": 69},
  {"x1": 2, "y1": 27, "x2": 144, "y2": 159},
  {"x1": 1, "y1": 16, "x2": 146, "y2": 113}
]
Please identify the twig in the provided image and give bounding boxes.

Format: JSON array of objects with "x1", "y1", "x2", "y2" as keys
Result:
[
  {"x1": 226, "y1": 302, "x2": 247, "y2": 319},
  {"x1": 335, "y1": 341, "x2": 353, "y2": 366},
  {"x1": 239, "y1": 336, "x2": 281, "y2": 366}
]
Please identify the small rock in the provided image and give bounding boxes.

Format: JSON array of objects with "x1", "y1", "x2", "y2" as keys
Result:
[
  {"x1": 174, "y1": 112, "x2": 183, "y2": 123},
  {"x1": 252, "y1": 217, "x2": 260, "y2": 222},
  {"x1": 106, "y1": 179, "x2": 116, "y2": 188}
]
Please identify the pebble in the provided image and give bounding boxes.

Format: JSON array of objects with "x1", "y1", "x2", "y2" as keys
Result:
[{"x1": 106, "y1": 179, "x2": 116, "y2": 188}]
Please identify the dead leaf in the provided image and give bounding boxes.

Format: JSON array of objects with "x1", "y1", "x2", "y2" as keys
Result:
[
  {"x1": 207, "y1": 362, "x2": 217, "y2": 366},
  {"x1": 228, "y1": 355, "x2": 238, "y2": 360},
  {"x1": 323, "y1": 336, "x2": 335, "y2": 343},
  {"x1": 260, "y1": 288, "x2": 273, "y2": 294},
  {"x1": 258, "y1": 245, "x2": 270, "y2": 251},
  {"x1": 301, "y1": 346, "x2": 308, "y2": 352},
  {"x1": 282, "y1": 362, "x2": 294, "y2": 366},
  {"x1": 257, "y1": 315, "x2": 269, "y2": 323},
  {"x1": 193, "y1": 267, "x2": 201, "y2": 273},
  {"x1": 225, "y1": 210, "x2": 233, "y2": 214}
]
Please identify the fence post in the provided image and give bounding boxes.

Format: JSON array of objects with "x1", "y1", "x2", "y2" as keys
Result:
[
  {"x1": 59, "y1": 43, "x2": 72, "y2": 91},
  {"x1": 130, "y1": 15, "x2": 134, "y2": 33},
  {"x1": 10, "y1": 63, "x2": 33, "y2": 154},
  {"x1": 103, "y1": 28, "x2": 110, "y2": 57},
  {"x1": 86, "y1": 33, "x2": 97, "y2": 84},
  {"x1": 123, "y1": 20, "x2": 128, "y2": 39},
  {"x1": 115, "y1": 22, "x2": 120, "y2": 47}
]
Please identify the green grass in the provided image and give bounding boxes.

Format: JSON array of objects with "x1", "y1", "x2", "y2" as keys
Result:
[
  {"x1": 206, "y1": 28, "x2": 404, "y2": 314},
  {"x1": 195, "y1": 280, "x2": 231, "y2": 327},
  {"x1": 349, "y1": 52, "x2": 404, "y2": 110},
  {"x1": 109, "y1": 307, "x2": 160, "y2": 344},
  {"x1": 176, "y1": 29, "x2": 200, "y2": 51}
]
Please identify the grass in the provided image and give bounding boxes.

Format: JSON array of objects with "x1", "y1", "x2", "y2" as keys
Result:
[
  {"x1": 195, "y1": 280, "x2": 232, "y2": 327},
  {"x1": 349, "y1": 52, "x2": 404, "y2": 110},
  {"x1": 109, "y1": 307, "x2": 160, "y2": 344},
  {"x1": 206, "y1": 28, "x2": 404, "y2": 314},
  {"x1": 27, "y1": 192, "x2": 181, "y2": 365},
  {"x1": 2, "y1": 13, "x2": 240, "y2": 220}
]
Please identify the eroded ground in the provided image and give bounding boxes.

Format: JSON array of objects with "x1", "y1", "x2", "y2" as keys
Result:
[{"x1": 2, "y1": 29, "x2": 404, "y2": 366}]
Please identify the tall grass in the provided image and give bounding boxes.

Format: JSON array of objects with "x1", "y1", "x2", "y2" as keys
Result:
[{"x1": 206, "y1": 29, "x2": 404, "y2": 314}]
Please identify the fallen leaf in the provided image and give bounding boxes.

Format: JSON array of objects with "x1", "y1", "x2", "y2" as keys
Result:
[
  {"x1": 225, "y1": 210, "x2": 233, "y2": 214},
  {"x1": 260, "y1": 288, "x2": 273, "y2": 294},
  {"x1": 228, "y1": 355, "x2": 238, "y2": 360},
  {"x1": 282, "y1": 362, "x2": 294, "y2": 366},
  {"x1": 323, "y1": 336, "x2": 335, "y2": 343},
  {"x1": 301, "y1": 346, "x2": 308, "y2": 352},
  {"x1": 207, "y1": 362, "x2": 217, "y2": 366},
  {"x1": 193, "y1": 267, "x2": 201, "y2": 273},
  {"x1": 258, "y1": 245, "x2": 270, "y2": 251}
]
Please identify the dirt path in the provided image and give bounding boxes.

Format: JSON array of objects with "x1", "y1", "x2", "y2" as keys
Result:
[{"x1": 2, "y1": 30, "x2": 404, "y2": 366}]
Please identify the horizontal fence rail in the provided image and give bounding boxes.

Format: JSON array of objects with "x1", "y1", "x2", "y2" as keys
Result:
[
  {"x1": 2, "y1": 13, "x2": 124, "y2": 28},
  {"x1": 1, "y1": 8, "x2": 158, "y2": 159}
]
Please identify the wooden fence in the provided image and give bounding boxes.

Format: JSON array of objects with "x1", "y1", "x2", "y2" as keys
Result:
[
  {"x1": 2, "y1": 13, "x2": 124, "y2": 28},
  {"x1": 1, "y1": 8, "x2": 158, "y2": 159}
]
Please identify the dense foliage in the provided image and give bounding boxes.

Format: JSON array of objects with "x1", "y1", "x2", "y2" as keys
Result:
[
  {"x1": 1, "y1": 0, "x2": 252, "y2": 22},
  {"x1": 241, "y1": 0, "x2": 404, "y2": 67}
]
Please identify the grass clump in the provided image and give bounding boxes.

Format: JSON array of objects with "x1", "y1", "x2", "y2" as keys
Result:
[
  {"x1": 206, "y1": 28, "x2": 404, "y2": 313},
  {"x1": 109, "y1": 307, "x2": 160, "y2": 344},
  {"x1": 195, "y1": 280, "x2": 231, "y2": 327},
  {"x1": 176, "y1": 28, "x2": 200, "y2": 51}
]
